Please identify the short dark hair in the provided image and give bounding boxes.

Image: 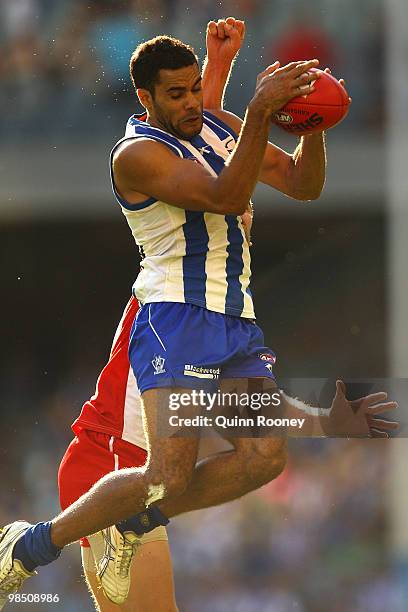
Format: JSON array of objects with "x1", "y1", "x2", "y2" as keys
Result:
[{"x1": 130, "y1": 36, "x2": 198, "y2": 96}]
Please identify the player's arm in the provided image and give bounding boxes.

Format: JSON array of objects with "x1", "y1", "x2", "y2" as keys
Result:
[
  {"x1": 202, "y1": 18, "x2": 245, "y2": 110},
  {"x1": 209, "y1": 105, "x2": 326, "y2": 201},
  {"x1": 113, "y1": 61, "x2": 319, "y2": 216},
  {"x1": 280, "y1": 381, "x2": 398, "y2": 438},
  {"x1": 201, "y1": 22, "x2": 325, "y2": 201},
  {"x1": 113, "y1": 127, "x2": 259, "y2": 216},
  {"x1": 201, "y1": 17, "x2": 254, "y2": 240}
]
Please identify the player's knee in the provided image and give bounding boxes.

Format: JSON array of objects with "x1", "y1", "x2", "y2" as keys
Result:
[{"x1": 246, "y1": 439, "x2": 287, "y2": 486}]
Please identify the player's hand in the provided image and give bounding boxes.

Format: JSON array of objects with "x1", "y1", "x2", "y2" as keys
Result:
[
  {"x1": 241, "y1": 202, "x2": 253, "y2": 246},
  {"x1": 206, "y1": 17, "x2": 245, "y2": 66},
  {"x1": 251, "y1": 59, "x2": 320, "y2": 117},
  {"x1": 324, "y1": 380, "x2": 398, "y2": 437},
  {"x1": 324, "y1": 67, "x2": 352, "y2": 104}
]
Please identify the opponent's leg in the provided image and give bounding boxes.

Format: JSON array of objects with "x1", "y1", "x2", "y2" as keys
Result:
[{"x1": 83, "y1": 533, "x2": 178, "y2": 612}]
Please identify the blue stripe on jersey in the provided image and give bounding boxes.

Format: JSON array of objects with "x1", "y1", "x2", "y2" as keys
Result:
[
  {"x1": 182, "y1": 211, "x2": 209, "y2": 306},
  {"x1": 120, "y1": 196, "x2": 157, "y2": 211},
  {"x1": 190, "y1": 133, "x2": 245, "y2": 316},
  {"x1": 225, "y1": 216, "x2": 245, "y2": 314},
  {"x1": 203, "y1": 111, "x2": 239, "y2": 142}
]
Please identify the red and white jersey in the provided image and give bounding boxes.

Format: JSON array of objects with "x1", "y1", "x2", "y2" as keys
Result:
[{"x1": 72, "y1": 297, "x2": 146, "y2": 450}]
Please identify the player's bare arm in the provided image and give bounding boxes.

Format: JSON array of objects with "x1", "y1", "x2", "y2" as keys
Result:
[
  {"x1": 202, "y1": 17, "x2": 245, "y2": 109},
  {"x1": 202, "y1": 18, "x2": 254, "y2": 244},
  {"x1": 279, "y1": 381, "x2": 398, "y2": 438}
]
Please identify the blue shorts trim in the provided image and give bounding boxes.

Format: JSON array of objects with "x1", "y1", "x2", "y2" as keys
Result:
[{"x1": 129, "y1": 303, "x2": 276, "y2": 394}]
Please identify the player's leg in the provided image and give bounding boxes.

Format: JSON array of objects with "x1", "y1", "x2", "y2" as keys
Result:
[
  {"x1": 94, "y1": 378, "x2": 286, "y2": 604},
  {"x1": 155, "y1": 374, "x2": 286, "y2": 518},
  {"x1": 81, "y1": 543, "x2": 103, "y2": 612},
  {"x1": 159, "y1": 434, "x2": 287, "y2": 519},
  {"x1": 50, "y1": 387, "x2": 200, "y2": 549},
  {"x1": 83, "y1": 532, "x2": 178, "y2": 612}
]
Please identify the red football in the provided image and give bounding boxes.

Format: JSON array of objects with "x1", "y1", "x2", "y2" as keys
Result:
[{"x1": 272, "y1": 68, "x2": 350, "y2": 135}]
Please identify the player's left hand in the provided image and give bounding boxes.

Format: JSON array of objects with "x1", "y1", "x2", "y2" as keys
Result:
[
  {"x1": 326, "y1": 380, "x2": 398, "y2": 437},
  {"x1": 206, "y1": 17, "x2": 245, "y2": 66}
]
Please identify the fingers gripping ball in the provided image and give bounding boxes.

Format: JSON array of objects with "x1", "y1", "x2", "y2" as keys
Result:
[{"x1": 272, "y1": 68, "x2": 350, "y2": 135}]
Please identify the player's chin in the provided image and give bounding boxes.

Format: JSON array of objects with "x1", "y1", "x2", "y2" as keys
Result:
[{"x1": 178, "y1": 116, "x2": 203, "y2": 138}]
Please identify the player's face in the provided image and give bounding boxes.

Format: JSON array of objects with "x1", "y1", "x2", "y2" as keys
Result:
[{"x1": 149, "y1": 64, "x2": 203, "y2": 139}]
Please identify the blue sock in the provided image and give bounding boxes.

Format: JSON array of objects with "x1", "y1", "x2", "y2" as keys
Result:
[
  {"x1": 116, "y1": 507, "x2": 169, "y2": 536},
  {"x1": 13, "y1": 522, "x2": 61, "y2": 572}
]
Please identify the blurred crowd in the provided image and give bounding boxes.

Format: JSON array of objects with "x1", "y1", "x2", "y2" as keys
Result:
[{"x1": 0, "y1": 0, "x2": 385, "y2": 141}]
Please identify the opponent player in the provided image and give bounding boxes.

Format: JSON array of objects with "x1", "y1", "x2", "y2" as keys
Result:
[
  {"x1": 57, "y1": 20, "x2": 249, "y2": 611},
  {"x1": 0, "y1": 21, "x2": 398, "y2": 612}
]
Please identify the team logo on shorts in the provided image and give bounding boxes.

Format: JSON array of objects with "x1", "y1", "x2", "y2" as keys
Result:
[
  {"x1": 258, "y1": 353, "x2": 276, "y2": 363},
  {"x1": 152, "y1": 355, "x2": 166, "y2": 375}
]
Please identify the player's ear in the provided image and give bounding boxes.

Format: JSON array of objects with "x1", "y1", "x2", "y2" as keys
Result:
[{"x1": 137, "y1": 88, "x2": 152, "y2": 111}]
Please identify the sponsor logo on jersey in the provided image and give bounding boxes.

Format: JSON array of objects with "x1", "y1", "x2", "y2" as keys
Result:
[
  {"x1": 152, "y1": 355, "x2": 166, "y2": 375},
  {"x1": 184, "y1": 365, "x2": 221, "y2": 379},
  {"x1": 265, "y1": 363, "x2": 274, "y2": 373}
]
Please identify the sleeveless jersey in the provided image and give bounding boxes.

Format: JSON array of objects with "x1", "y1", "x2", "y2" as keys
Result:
[{"x1": 110, "y1": 111, "x2": 255, "y2": 319}]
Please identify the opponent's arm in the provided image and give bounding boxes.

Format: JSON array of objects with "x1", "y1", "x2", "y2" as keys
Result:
[
  {"x1": 113, "y1": 61, "x2": 319, "y2": 216},
  {"x1": 202, "y1": 18, "x2": 245, "y2": 110},
  {"x1": 280, "y1": 381, "x2": 398, "y2": 438},
  {"x1": 202, "y1": 18, "x2": 253, "y2": 239}
]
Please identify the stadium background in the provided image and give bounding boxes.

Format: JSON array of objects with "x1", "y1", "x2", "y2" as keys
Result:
[{"x1": 1, "y1": 0, "x2": 407, "y2": 610}]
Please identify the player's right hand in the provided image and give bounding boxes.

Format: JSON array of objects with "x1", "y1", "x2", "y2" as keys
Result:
[
  {"x1": 250, "y1": 59, "x2": 320, "y2": 117},
  {"x1": 206, "y1": 17, "x2": 245, "y2": 66}
]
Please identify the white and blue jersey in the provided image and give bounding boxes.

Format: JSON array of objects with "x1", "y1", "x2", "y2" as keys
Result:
[{"x1": 110, "y1": 111, "x2": 254, "y2": 319}]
